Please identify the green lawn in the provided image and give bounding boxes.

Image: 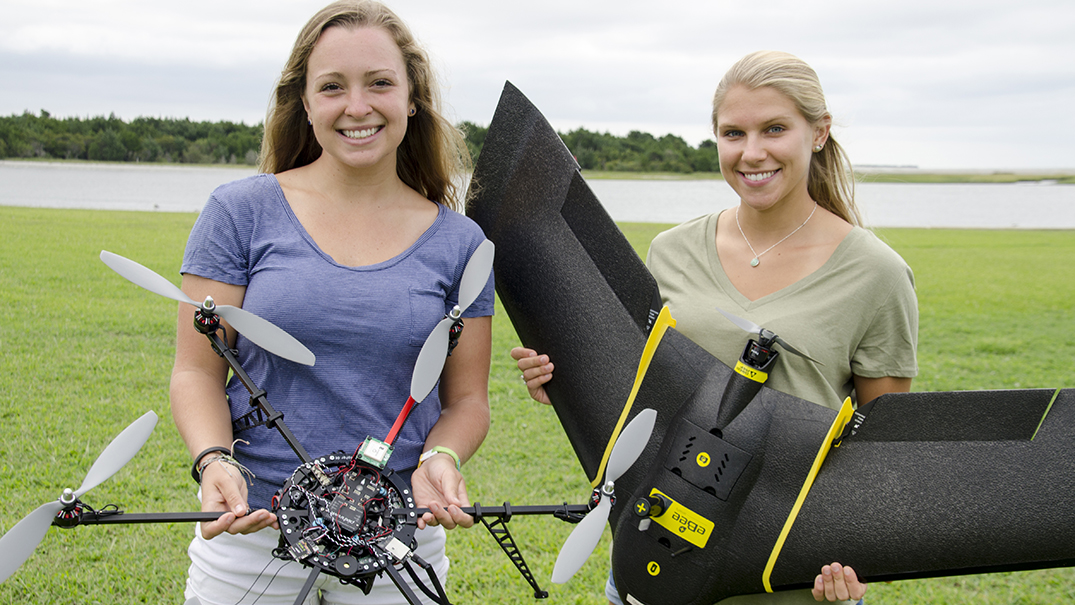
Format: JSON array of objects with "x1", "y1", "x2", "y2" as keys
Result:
[{"x1": 1, "y1": 206, "x2": 1073, "y2": 603}]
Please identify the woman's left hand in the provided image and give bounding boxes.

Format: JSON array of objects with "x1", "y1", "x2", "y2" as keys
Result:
[
  {"x1": 812, "y1": 562, "x2": 866, "y2": 602},
  {"x1": 411, "y1": 453, "x2": 474, "y2": 530}
]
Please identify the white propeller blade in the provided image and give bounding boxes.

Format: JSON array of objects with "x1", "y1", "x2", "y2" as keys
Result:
[
  {"x1": 213, "y1": 306, "x2": 315, "y2": 366},
  {"x1": 458, "y1": 240, "x2": 494, "y2": 312},
  {"x1": 407, "y1": 241, "x2": 494, "y2": 403},
  {"x1": 606, "y1": 408, "x2": 656, "y2": 483},
  {"x1": 0, "y1": 501, "x2": 64, "y2": 583},
  {"x1": 75, "y1": 411, "x2": 158, "y2": 498},
  {"x1": 100, "y1": 250, "x2": 315, "y2": 366},
  {"x1": 101, "y1": 250, "x2": 196, "y2": 305},
  {"x1": 410, "y1": 318, "x2": 453, "y2": 403},
  {"x1": 551, "y1": 408, "x2": 657, "y2": 584},
  {"x1": 0, "y1": 411, "x2": 159, "y2": 584},
  {"x1": 551, "y1": 496, "x2": 610, "y2": 583}
]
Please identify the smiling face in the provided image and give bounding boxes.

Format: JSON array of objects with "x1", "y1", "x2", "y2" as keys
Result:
[
  {"x1": 715, "y1": 84, "x2": 830, "y2": 214},
  {"x1": 302, "y1": 25, "x2": 415, "y2": 174}
]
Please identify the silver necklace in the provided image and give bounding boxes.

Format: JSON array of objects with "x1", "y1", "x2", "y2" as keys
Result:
[{"x1": 735, "y1": 202, "x2": 817, "y2": 268}]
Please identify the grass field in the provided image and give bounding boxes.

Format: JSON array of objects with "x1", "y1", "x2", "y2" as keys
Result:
[{"x1": 1, "y1": 206, "x2": 1074, "y2": 604}]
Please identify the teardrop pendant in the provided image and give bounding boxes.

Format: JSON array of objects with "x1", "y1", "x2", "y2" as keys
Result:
[{"x1": 736, "y1": 203, "x2": 818, "y2": 270}]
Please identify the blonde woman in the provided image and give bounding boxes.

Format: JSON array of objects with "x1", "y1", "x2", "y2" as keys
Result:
[{"x1": 515, "y1": 50, "x2": 918, "y2": 604}]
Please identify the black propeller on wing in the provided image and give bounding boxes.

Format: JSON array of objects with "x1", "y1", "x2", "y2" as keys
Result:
[
  {"x1": 716, "y1": 306, "x2": 821, "y2": 364},
  {"x1": 0, "y1": 411, "x2": 159, "y2": 583},
  {"x1": 100, "y1": 250, "x2": 315, "y2": 366},
  {"x1": 551, "y1": 408, "x2": 657, "y2": 584}
]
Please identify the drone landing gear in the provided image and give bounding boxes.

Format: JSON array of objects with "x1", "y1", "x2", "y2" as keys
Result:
[
  {"x1": 287, "y1": 540, "x2": 453, "y2": 605},
  {"x1": 454, "y1": 502, "x2": 588, "y2": 598},
  {"x1": 390, "y1": 553, "x2": 451, "y2": 605},
  {"x1": 294, "y1": 567, "x2": 322, "y2": 605},
  {"x1": 476, "y1": 505, "x2": 549, "y2": 599}
]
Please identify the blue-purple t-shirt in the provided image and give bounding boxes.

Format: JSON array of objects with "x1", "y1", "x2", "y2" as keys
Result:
[{"x1": 181, "y1": 174, "x2": 495, "y2": 509}]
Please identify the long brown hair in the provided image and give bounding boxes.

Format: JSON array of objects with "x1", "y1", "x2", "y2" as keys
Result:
[
  {"x1": 258, "y1": 0, "x2": 470, "y2": 211},
  {"x1": 712, "y1": 51, "x2": 862, "y2": 226}
]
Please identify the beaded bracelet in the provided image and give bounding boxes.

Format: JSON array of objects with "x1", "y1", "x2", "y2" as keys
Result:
[
  {"x1": 198, "y1": 452, "x2": 255, "y2": 486},
  {"x1": 191, "y1": 446, "x2": 232, "y2": 484}
]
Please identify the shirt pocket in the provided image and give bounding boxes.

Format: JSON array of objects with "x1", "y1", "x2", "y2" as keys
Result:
[{"x1": 408, "y1": 286, "x2": 451, "y2": 348}]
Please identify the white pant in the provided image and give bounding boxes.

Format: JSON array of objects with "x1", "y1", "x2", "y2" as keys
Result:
[{"x1": 184, "y1": 523, "x2": 449, "y2": 605}]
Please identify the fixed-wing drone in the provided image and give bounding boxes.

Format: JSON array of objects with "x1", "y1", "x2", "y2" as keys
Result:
[
  {"x1": 0, "y1": 246, "x2": 660, "y2": 604},
  {"x1": 465, "y1": 81, "x2": 1075, "y2": 605}
]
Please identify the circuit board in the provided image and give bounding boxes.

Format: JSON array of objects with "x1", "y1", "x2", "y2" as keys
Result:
[{"x1": 272, "y1": 451, "x2": 418, "y2": 590}]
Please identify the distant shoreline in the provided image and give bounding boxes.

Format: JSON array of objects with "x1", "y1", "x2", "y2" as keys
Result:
[
  {"x1": 3, "y1": 158, "x2": 1073, "y2": 185},
  {"x1": 581, "y1": 168, "x2": 1075, "y2": 184}
]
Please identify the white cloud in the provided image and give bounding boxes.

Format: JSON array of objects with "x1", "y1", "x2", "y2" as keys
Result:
[{"x1": 1, "y1": 0, "x2": 1073, "y2": 168}]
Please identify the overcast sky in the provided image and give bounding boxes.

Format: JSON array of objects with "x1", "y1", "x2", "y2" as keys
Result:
[{"x1": 2, "y1": 0, "x2": 1073, "y2": 169}]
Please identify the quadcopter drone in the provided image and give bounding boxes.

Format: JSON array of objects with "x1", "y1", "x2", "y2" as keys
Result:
[{"x1": 0, "y1": 246, "x2": 661, "y2": 605}]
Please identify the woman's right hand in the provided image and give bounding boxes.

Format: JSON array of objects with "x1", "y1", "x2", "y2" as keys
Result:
[
  {"x1": 198, "y1": 460, "x2": 278, "y2": 539},
  {"x1": 812, "y1": 562, "x2": 866, "y2": 602},
  {"x1": 511, "y1": 347, "x2": 555, "y2": 406}
]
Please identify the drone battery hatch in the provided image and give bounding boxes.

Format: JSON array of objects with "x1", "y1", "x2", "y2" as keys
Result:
[{"x1": 358, "y1": 437, "x2": 394, "y2": 469}]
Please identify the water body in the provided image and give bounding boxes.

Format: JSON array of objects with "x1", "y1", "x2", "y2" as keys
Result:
[
  {"x1": 0, "y1": 161, "x2": 258, "y2": 214},
  {"x1": 587, "y1": 179, "x2": 1075, "y2": 229},
  {"x1": 2, "y1": 161, "x2": 1073, "y2": 228}
]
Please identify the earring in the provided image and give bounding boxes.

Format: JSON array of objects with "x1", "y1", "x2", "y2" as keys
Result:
[
  {"x1": 308, "y1": 119, "x2": 312, "y2": 126},
  {"x1": 813, "y1": 144, "x2": 824, "y2": 152},
  {"x1": 408, "y1": 108, "x2": 416, "y2": 116}
]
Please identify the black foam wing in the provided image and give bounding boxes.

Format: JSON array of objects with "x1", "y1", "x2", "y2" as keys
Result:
[{"x1": 467, "y1": 82, "x2": 1075, "y2": 605}]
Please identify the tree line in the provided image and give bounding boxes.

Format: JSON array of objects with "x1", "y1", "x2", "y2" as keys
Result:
[
  {"x1": 0, "y1": 111, "x2": 264, "y2": 165},
  {"x1": 1, "y1": 111, "x2": 719, "y2": 174},
  {"x1": 461, "y1": 121, "x2": 719, "y2": 174}
]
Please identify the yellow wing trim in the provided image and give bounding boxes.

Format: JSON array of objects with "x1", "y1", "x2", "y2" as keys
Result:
[
  {"x1": 591, "y1": 306, "x2": 676, "y2": 488},
  {"x1": 762, "y1": 397, "x2": 855, "y2": 592}
]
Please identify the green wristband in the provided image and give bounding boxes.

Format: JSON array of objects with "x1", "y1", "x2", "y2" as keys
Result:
[{"x1": 419, "y1": 446, "x2": 461, "y2": 470}]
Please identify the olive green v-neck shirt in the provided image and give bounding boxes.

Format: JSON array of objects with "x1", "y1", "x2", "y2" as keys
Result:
[{"x1": 646, "y1": 211, "x2": 918, "y2": 411}]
